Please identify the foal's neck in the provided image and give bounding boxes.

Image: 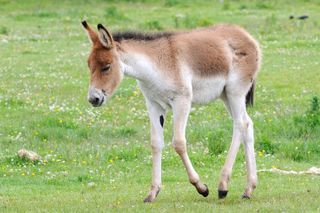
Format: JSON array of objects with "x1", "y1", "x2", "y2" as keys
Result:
[
  {"x1": 113, "y1": 30, "x2": 175, "y2": 81},
  {"x1": 117, "y1": 40, "x2": 159, "y2": 81}
]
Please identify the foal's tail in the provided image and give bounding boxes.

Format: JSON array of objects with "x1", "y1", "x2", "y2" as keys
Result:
[{"x1": 246, "y1": 80, "x2": 255, "y2": 107}]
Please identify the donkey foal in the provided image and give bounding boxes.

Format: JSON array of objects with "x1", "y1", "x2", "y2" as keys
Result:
[{"x1": 82, "y1": 21, "x2": 261, "y2": 202}]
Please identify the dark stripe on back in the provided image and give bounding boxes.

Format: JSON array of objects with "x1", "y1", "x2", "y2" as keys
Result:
[{"x1": 112, "y1": 31, "x2": 174, "y2": 42}]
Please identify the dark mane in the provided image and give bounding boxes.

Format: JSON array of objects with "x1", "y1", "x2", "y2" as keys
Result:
[{"x1": 112, "y1": 31, "x2": 174, "y2": 42}]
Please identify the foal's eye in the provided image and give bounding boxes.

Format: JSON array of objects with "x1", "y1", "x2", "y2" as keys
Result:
[{"x1": 101, "y1": 64, "x2": 111, "y2": 73}]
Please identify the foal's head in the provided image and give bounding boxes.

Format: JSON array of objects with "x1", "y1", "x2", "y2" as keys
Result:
[{"x1": 82, "y1": 21, "x2": 122, "y2": 107}]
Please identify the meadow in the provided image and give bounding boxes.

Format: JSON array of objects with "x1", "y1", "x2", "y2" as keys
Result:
[{"x1": 0, "y1": 0, "x2": 320, "y2": 212}]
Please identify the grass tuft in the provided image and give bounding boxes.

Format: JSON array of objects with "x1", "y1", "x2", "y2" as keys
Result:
[
  {"x1": 294, "y1": 96, "x2": 320, "y2": 136},
  {"x1": 0, "y1": 26, "x2": 8, "y2": 35}
]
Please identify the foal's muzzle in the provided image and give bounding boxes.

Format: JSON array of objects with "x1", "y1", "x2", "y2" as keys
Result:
[
  {"x1": 88, "y1": 87, "x2": 107, "y2": 107},
  {"x1": 88, "y1": 95, "x2": 105, "y2": 107}
]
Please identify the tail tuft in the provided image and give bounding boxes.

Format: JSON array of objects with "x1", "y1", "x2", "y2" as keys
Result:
[{"x1": 246, "y1": 81, "x2": 255, "y2": 107}]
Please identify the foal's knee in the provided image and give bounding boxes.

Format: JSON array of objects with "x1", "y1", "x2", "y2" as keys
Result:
[
  {"x1": 234, "y1": 117, "x2": 252, "y2": 130},
  {"x1": 234, "y1": 117, "x2": 254, "y2": 141},
  {"x1": 172, "y1": 138, "x2": 186, "y2": 155},
  {"x1": 151, "y1": 139, "x2": 163, "y2": 153}
]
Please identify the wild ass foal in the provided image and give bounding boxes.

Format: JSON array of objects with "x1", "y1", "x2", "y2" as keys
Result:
[{"x1": 82, "y1": 21, "x2": 261, "y2": 202}]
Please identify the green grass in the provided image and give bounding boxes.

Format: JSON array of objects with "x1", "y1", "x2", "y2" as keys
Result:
[{"x1": 0, "y1": 0, "x2": 320, "y2": 212}]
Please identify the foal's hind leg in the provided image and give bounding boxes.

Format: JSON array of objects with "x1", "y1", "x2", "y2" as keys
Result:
[
  {"x1": 172, "y1": 97, "x2": 209, "y2": 197},
  {"x1": 218, "y1": 95, "x2": 242, "y2": 198},
  {"x1": 242, "y1": 111, "x2": 257, "y2": 198},
  {"x1": 218, "y1": 93, "x2": 257, "y2": 198}
]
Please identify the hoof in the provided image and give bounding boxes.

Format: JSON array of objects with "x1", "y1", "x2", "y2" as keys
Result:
[
  {"x1": 197, "y1": 184, "x2": 209, "y2": 197},
  {"x1": 242, "y1": 193, "x2": 251, "y2": 199},
  {"x1": 218, "y1": 190, "x2": 228, "y2": 199},
  {"x1": 143, "y1": 188, "x2": 160, "y2": 203},
  {"x1": 143, "y1": 196, "x2": 153, "y2": 203}
]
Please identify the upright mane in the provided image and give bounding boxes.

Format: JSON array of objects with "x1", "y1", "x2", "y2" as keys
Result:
[{"x1": 112, "y1": 31, "x2": 174, "y2": 42}]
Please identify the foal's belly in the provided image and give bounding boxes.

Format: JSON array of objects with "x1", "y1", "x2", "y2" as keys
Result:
[{"x1": 191, "y1": 76, "x2": 226, "y2": 104}]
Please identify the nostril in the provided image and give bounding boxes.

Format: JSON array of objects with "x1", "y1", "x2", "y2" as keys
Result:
[{"x1": 89, "y1": 97, "x2": 100, "y2": 105}]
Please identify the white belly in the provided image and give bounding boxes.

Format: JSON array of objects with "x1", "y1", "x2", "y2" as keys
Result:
[{"x1": 191, "y1": 76, "x2": 226, "y2": 104}]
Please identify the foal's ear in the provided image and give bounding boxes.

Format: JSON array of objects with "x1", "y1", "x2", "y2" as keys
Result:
[
  {"x1": 97, "y1": 23, "x2": 113, "y2": 49},
  {"x1": 82, "y1": 20, "x2": 99, "y2": 44}
]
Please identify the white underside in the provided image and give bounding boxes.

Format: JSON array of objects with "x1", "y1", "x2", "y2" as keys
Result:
[
  {"x1": 138, "y1": 75, "x2": 226, "y2": 109},
  {"x1": 191, "y1": 75, "x2": 226, "y2": 104}
]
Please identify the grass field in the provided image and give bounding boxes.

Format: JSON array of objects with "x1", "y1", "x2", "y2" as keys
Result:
[{"x1": 0, "y1": 0, "x2": 320, "y2": 212}]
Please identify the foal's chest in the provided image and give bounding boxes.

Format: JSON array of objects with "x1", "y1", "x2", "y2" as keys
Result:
[{"x1": 138, "y1": 80, "x2": 174, "y2": 109}]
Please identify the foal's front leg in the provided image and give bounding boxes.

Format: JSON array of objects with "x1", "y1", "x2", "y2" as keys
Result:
[
  {"x1": 144, "y1": 100, "x2": 165, "y2": 202},
  {"x1": 172, "y1": 97, "x2": 209, "y2": 197}
]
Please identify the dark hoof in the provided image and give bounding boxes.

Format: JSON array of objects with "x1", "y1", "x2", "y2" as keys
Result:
[
  {"x1": 242, "y1": 194, "x2": 250, "y2": 199},
  {"x1": 197, "y1": 184, "x2": 209, "y2": 197},
  {"x1": 218, "y1": 190, "x2": 228, "y2": 199},
  {"x1": 143, "y1": 188, "x2": 160, "y2": 203},
  {"x1": 143, "y1": 196, "x2": 153, "y2": 203}
]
